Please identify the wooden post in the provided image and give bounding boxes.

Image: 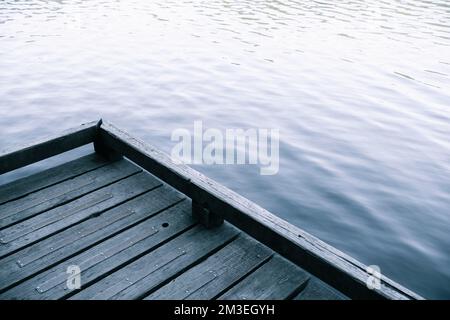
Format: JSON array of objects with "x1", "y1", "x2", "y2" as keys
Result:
[
  {"x1": 94, "y1": 119, "x2": 121, "y2": 161},
  {"x1": 192, "y1": 200, "x2": 223, "y2": 228}
]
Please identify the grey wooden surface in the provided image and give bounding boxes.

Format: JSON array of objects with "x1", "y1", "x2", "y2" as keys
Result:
[
  {"x1": 294, "y1": 278, "x2": 348, "y2": 300},
  {"x1": 0, "y1": 153, "x2": 107, "y2": 205},
  {"x1": 0, "y1": 159, "x2": 139, "y2": 228},
  {"x1": 0, "y1": 184, "x2": 185, "y2": 292},
  {"x1": 218, "y1": 255, "x2": 310, "y2": 300},
  {"x1": 145, "y1": 235, "x2": 273, "y2": 300},
  {"x1": 0, "y1": 171, "x2": 162, "y2": 258},
  {"x1": 71, "y1": 225, "x2": 240, "y2": 300},
  {"x1": 0, "y1": 152, "x2": 348, "y2": 300}
]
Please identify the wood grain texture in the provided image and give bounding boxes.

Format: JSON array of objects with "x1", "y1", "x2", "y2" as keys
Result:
[
  {"x1": 145, "y1": 235, "x2": 273, "y2": 300},
  {"x1": 0, "y1": 153, "x2": 108, "y2": 206},
  {"x1": 0, "y1": 184, "x2": 185, "y2": 292},
  {"x1": 219, "y1": 255, "x2": 310, "y2": 300},
  {"x1": 0, "y1": 171, "x2": 161, "y2": 258},
  {"x1": 294, "y1": 278, "x2": 349, "y2": 300},
  {"x1": 0, "y1": 200, "x2": 195, "y2": 299},
  {"x1": 71, "y1": 223, "x2": 240, "y2": 300},
  {"x1": 0, "y1": 121, "x2": 98, "y2": 175},
  {"x1": 0, "y1": 159, "x2": 140, "y2": 229}
]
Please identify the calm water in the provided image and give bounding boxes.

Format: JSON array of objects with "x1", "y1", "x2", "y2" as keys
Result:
[{"x1": 1, "y1": 0, "x2": 450, "y2": 298}]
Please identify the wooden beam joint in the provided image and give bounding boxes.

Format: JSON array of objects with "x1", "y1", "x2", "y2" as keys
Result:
[
  {"x1": 192, "y1": 201, "x2": 223, "y2": 228},
  {"x1": 94, "y1": 119, "x2": 122, "y2": 161}
]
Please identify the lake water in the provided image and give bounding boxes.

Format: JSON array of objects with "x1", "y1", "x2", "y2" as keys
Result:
[{"x1": 1, "y1": 0, "x2": 450, "y2": 298}]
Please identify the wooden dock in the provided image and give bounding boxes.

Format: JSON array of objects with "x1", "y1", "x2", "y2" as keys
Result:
[{"x1": 0, "y1": 120, "x2": 422, "y2": 300}]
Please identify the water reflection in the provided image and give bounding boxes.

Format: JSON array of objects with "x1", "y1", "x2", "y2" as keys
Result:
[{"x1": 1, "y1": 0, "x2": 450, "y2": 298}]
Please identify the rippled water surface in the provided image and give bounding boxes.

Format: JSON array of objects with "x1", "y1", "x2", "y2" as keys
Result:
[{"x1": 1, "y1": 0, "x2": 450, "y2": 298}]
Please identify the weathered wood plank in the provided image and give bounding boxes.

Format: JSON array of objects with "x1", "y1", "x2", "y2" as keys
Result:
[
  {"x1": 0, "y1": 121, "x2": 98, "y2": 175},
  {"x1": 0, "y1": 184, "x2": 185, "y2": 292},
  {"x1": 0, "y1": 172, "x2": 160, "y2": 258},
  {"x1": 145, "y1": 235, "x2": 273, "y2": 300},
  {"x1": 0, "y1": 153, "x2": 108, "y2": 206},
  {"x1": 294, "y1": 278, "x2": 348, "y2": 300},
  {"x1": 0, "y1": 159, "x2": 140, "y2": 229},
  {"x1": 70, "y1": 224, "x2": 240, "y2": 300},
  {"x1": 0, "y1": 200, "x2": 195, "y2": 300},
  {"x1": 98, "y1": 121, "x2": 421, "y2": 300},
  {"x1": 218, "y1": 255, "x2": 310, "y2": 300}
]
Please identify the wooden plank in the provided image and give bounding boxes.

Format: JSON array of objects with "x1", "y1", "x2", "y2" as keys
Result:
[
  {"x1": 0, "y1": 172, "x2": 160, "y2": 258},
  {"x1": 218, "y1": 255, "x2": 310, "y2": 300},
  {"x1": 70, "y1": 224, "x2": 240, "y2": 300},
  {"x1": 0, "y1": 159, "x2": 140, "y2": 229},
  {"x1": 0, "y1": 185, "x2": 185, "y2": 292},
  {"x1": 0, "y1": 200, "x2": 195, "y2": 300},
  {"x1": 98, "y1": 121, "x2": 421, "y2": 300},
  {"x1": 0, "y1": 121, "x2": 98, "y2": 175},
  {"x1": 0, "y1": 153, "x2": 108, "y2": 206},
  {"x1": 294, "y1": 278, "x2": 348, "y2": 300},
  {"x1": 145, "y1": 235, "x2": 273, "y2": 300}
]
